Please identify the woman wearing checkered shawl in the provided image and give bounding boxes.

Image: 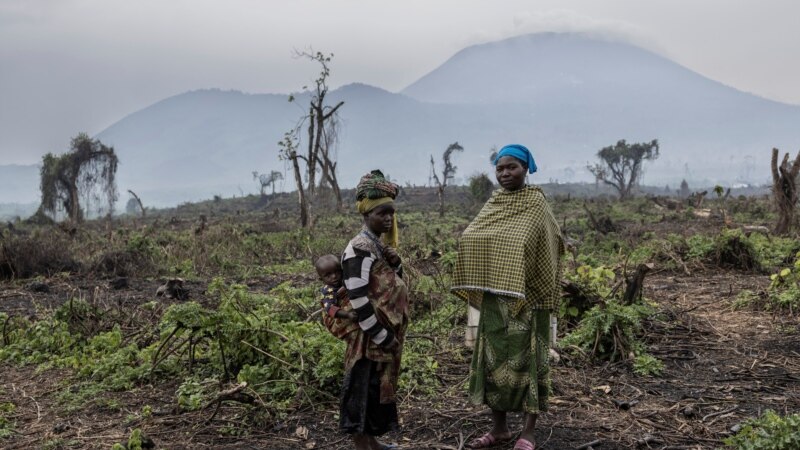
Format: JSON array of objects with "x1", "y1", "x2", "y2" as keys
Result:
[
  {"x1": 338, "y1": 170, "x2": 409, "y2": 450},
  {"x1": 452, "y1": 145, "x2": 564, "y2": 450}
]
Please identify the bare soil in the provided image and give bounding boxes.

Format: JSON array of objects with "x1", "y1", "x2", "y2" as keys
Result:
[{"x1": 1, "y1": 269, "x2": 799, "y2": 449}]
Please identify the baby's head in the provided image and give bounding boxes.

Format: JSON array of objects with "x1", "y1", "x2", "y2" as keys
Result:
[{"x1": 315, "y1": 254, "x2": 342, "y2": 287}]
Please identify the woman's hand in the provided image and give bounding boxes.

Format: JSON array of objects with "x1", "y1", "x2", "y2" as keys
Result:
[{"x1": 384, "y1": 247, "x2": 401, "y2": 267}]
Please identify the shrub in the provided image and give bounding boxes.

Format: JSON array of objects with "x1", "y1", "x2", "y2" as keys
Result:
[
  {"x1": 0, "y1": 401, "x2": 15, "y2": 439},
  {"x1": 468, "y1": 173, "x2": 495, "y2": 203},
  {"x1": 766, "y1": 251, "x2": 800, "y2": 312},
  {"x1": 712, "y1": 230, "x2": 759, "y2": 271},
  {"x1": 724, "y1": 410, "x2": 800, "y2": 450},
  {"x1": 0, "y1": 230, "x2": 80, "y2": 279},
  {"x1": 561, "y1": 299, "x2": 653, "y2": 362},
  {"x1": 632, "y1": 353, "x2": 664, "y2": 376}
]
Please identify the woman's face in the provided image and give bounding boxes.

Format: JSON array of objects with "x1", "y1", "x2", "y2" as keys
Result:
[
  {"x1": 495, "y1": 156, "x2": 527, "y2": 191},
  {"x1": 364, "y1": 203, "x2": 395, "y2": 235}
]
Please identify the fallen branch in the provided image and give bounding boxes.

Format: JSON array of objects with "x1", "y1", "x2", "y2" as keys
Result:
[{"x1": 575, "y1": 439, "x2": 602, "y2": 450}]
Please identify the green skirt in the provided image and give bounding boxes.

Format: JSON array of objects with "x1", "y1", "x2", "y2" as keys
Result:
[{"x1": 468, "y1": 292, "x2": 551, "y2": 414}]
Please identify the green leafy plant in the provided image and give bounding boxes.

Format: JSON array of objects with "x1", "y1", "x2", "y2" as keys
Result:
[
  {"x1": 724, "y1": 410, "x2": 800, "y2": 450},
  {"x1": 0, "y1": 402, "x2": 15, "y2": 439},
  {"x1": 632, "y1": 353, "x2": 664, "y2": 376},
  {"x1": 561, "y1": 299, "x2": 653, "y2": 362},
  {"x1": 766, "y1": 251, "x2": 800, "y2": 312}
]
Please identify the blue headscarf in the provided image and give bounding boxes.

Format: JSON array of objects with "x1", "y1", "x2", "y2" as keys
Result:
[{"x1": 493, "y1": 144, "x2": 537, "y2": 174}]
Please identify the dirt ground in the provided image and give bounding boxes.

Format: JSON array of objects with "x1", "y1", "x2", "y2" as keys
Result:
[{"x1": 1, "y1": 269, "x2": 799, "y2": 450}]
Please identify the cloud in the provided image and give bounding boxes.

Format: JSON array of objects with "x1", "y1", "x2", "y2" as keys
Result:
[
  {"x1": 0, "y1": 0, "x2": 59, "y2": 27},
  {"x1": 457, "y1": 9, "x2": 666, "y2": 56}
]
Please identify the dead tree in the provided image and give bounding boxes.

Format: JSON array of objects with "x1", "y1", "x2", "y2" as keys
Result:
[
  {"x1": 770, "y1": 148, "x2": 800, "y2": 234},
  {"x1": 278, "y1": 131, "x2": 310, "y2": 227},
  {"x1": 430, "y1": 142, "x2": 464, "y2": 217},
  {"x1": 281, "y1": 51, "x2": 345, "y2": 226},
  {"x1": 39, "y1": 133, "x2": 118, "y2": 223},
  {"x1": 252, "y1": 171, "x2": 283, "y2": 197},
  {"x1": 317, "y1": 114, "x2": 343, "y2": 210},
  {"x1": 127, "y1": 190, "x2": 146, "y2": 218},
  {"x1": 296, "y1": 51, "x2": 344, "y2": 202}
]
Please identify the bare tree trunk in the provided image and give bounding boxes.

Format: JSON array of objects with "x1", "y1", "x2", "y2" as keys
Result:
[
  {"x1": 68, "y1": 183, "x2": 81, "y2": 223},
  {"x1": 324, "y1": 161, "x2": 343, "y2": 211},
  {"x1": 771, "y1": 148, "x2": 800, "y2": 234},
  {"x1": 622, "y1": 263, "x2": 654, "y2": 305},
  {"x1": 290, "y1": 151, "x2": 310, "y2": 228},
  {"x1": 306, "y1": 106, "x2": 317, "y2": 198},
  {"x1": 127, "y1": 189, "x2": 146, "y2": 218}
]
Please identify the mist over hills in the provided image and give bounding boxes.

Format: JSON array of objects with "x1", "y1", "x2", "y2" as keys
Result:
[{"x1": 3, "y1": 32, "x2": 798, "y2": 207}]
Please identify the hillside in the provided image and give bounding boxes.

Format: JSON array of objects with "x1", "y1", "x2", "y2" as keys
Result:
[{"x1": 3, "y1": 32, "x2": 798, "y2": 206}]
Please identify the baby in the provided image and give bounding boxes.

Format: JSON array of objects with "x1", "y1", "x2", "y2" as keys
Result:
[{"x1": 315, "y1": 254, "x2": 357, "y2": 321}]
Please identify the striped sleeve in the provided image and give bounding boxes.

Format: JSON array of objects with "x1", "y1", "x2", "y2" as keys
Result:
[{"x1": 342, "y1": 242, "x2": 394, "y2": 347}]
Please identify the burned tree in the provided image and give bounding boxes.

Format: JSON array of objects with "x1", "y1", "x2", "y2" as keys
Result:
[
  {"x1": 771, "y1": 148, "x2": 800, "y2": 234},
  {"x1": 280, "y1": 51, "x2": 345, "y2": 227},
  {"x1": 430, "y1": 142, "x2": 464, "y2": 217},
  {"x1": 587, "y1": 139, "x2": 659, "y2": 200},
  {"x1": 317, "y1": 113, "x2": 344, "y2": 210},
  {"x1": 278, "y1": 131, "x2": 310, "y2": 227},
  {"x1": 252, "y1": 170, "x2": 283, "y2": 197},
  {"x1": 38, "y1": 133, "x2": 119, "y2": 222},
  {"x1": 127, "y1": 190, "x2": 145, "y2": 218}
]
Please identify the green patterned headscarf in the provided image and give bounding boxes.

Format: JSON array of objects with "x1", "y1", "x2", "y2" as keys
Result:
[
  {"x1": 451, "y1": 186, "x2": 564, "y2": 316},
  {"x1": 356, "y1": 169, "x2": 398, "y2": 201},
  {"x1": 355, "y1": 170, "x2": 400, "y2": 247}
]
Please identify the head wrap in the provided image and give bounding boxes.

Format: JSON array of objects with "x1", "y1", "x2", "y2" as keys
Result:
[
  {"x1": 355, "y1": 170, "x2": 399, "y2": 248},
  {"x1": 493, "y1": 144, "x2": 537, "y2": 174}
]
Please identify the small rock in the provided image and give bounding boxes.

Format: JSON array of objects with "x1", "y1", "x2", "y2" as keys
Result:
[
  {"x1": 139, "y1": 432, "x2": 156, "y2": 449},
  {"x1": 730, "y1": 423, "x2": 742, "y2": 433},
  {"x1": 109, "y1": 277, "x2": 129, "y2": 290},
  {"x1": 682, "y1": 406, "x2": 697, "y2": 418},
  {"x1": 25, "y1": 281, "x2": 50, "y2": 293},
  {"x1": 155, "y1": 278, "x2": 188, "y2": 300},
  {"x1": 612, "y1": 399, "x2": 639, "y2": 410}
]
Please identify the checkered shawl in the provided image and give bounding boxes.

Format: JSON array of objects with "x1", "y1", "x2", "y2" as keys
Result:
[{"x1": 451, "y1": 185, "x2": 564, "y2": 315}]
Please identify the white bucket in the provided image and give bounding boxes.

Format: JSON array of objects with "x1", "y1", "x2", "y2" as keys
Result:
[{"x1": 465, "y1": 305, "x2": 480, "y2": 348}]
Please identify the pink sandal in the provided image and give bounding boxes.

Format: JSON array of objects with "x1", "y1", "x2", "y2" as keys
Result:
[
  {"x1": 467, "y1": 432, "x2": 512, "y2": 449},
  {"x1": 513, "y1": 438, "x2": 536, "y2": 450}
]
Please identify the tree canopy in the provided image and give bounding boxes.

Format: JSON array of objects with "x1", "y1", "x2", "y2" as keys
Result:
[
  {"x1": 39, "y1": 133, "x2": 119, "y2": 222},
  {"x1": 588, "y1": 139, "x2": 659, "y2": 200}
]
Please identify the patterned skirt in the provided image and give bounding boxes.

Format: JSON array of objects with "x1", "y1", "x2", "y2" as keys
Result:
[{"x1": 468, "y1": 292, "x2": 551, "y2": 413}]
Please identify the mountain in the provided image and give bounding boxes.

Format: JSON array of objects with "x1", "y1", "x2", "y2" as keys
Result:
[
  {"x1": 3, "y1": 32, "x2": 798, "y2": 206},
  {"x1": 402, "y1": 33, "x2": 800, "y2": 181}
]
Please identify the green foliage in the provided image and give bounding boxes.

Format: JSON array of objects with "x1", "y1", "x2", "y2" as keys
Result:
[
  {"x1": 724, "y1": 410, "x2": 800, "y2": 450},
  {"x1": 39, "y1": 133, "x2": 119, "y2": 222},
  {"x1": 632, "y1": 353, "x2": 664, "y2": 376},
  {"x1": 560, "y1": 264, "x2": 615, "y2": 321},
  {"x1": 0, "y1": 402, "x2": 15, "y2": 439},
  {"x1": 176, "y1": 377, "x2": 210, "y2": 411},
  {"x1": 561, "y1": 300, "x2": 653, "y2": 362},
  {"x1": 766, "y1": 251, "x2": 800, "y2": 311},
  {"x1": 468, "y1": 173, "x2": 495, "y2": 203},
  {"x1": 686, "y1": 234, "x2": 715, "y2": 260},
  {"x1": 587, "y1": 139, "x2": 659, "y2": 199},
  {"x1": 732, "y1": 289, "x2": 760, "y2": 310}
]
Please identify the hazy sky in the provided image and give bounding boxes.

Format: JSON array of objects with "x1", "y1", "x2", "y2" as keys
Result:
[{"x1": 1, "y1": 0, "x2": 798, "y2": 165}]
